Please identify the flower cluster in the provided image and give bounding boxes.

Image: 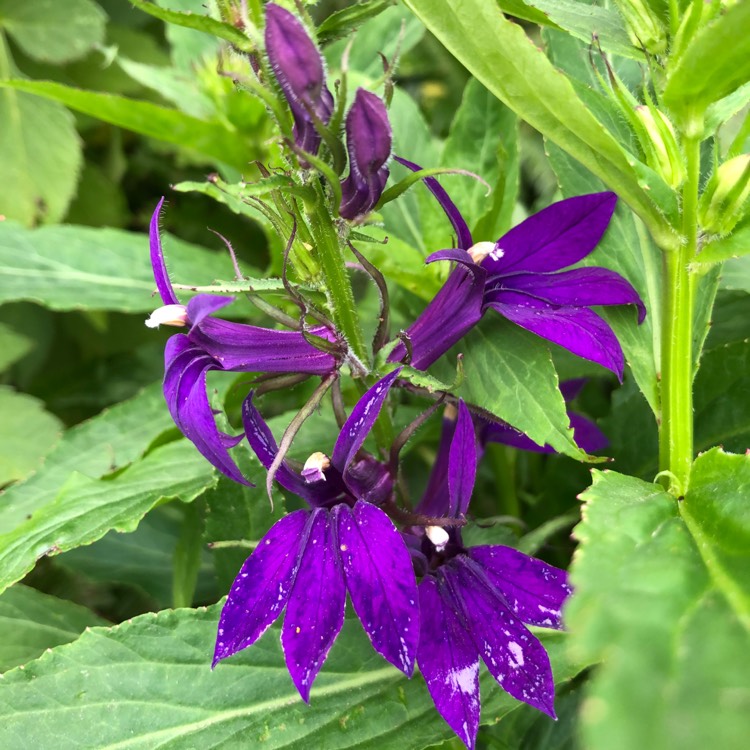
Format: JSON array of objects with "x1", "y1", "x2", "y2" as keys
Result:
[{"x1": 144, "y1": 4, "x2": 646, "y2": 748}]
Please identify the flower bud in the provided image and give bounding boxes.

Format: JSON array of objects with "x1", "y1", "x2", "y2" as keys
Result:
[
  {"x1": 634, "y1": 106, "x2": 685, "y2": 188},
  {"x1": 613, "y1": 0, "x2": 667, "y2": 55},
  {"x1": 699, "y1": 155, "x2": 750, "y2": 236},
  {"x1": 340, "y1": 88, "x2": 392, "y2": 220},
  {"x1": 264, "y1": 3, "x2": 333, "y2": 155}
]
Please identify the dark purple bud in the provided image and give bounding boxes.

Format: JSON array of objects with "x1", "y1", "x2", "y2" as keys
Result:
[
  {"x1": 340, "y1": 88, "x2": 392, "y2": 220},
  {"x1": 265, "y1": 3, "x2": 333, "y2": 155}
]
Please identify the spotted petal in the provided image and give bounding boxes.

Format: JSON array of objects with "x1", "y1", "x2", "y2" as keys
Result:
[
  {"x1": 335, "y1": 502, "x2": 419, "y2": 676},
  {"x1": 213, "y1": 509, "x2": 308, "y2": 666},
  {"x1": 282, "y1": 509, "x2": 346, "y2": 702},
  {"x1": 418, "y1": 576, "x2": 480, "y2": 750}
]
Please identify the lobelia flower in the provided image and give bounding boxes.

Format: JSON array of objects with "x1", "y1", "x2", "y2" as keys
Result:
[
  {"x1": 340, "y1": 88, "x2": 392, "y2": 220},
  {"x1": 265, "y1": 3, "x2": 334, "y2": 156},
  {"x1": 480, "y1": 379, "x2": 608, "y2": 454},
  {"x1": 407, "y1": 401, "x2": 571, "y2": 749},
  {"x1": 213, "y1": 369, "x2": 420, "y2": 700},
  {"x1": 389, "y1": 158, "x2": 645, "y2": 377},
  {"x1": 146, "y1": 198, "x2": 339, "y2": 485}
]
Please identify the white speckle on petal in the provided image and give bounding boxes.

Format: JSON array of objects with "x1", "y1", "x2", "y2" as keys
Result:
[
  {"x1": 508, "y1": 641, "x2": 524, "y2": 668},
  {"x1": 447, "y1": 663, "x2": 478, "y2": 696}
]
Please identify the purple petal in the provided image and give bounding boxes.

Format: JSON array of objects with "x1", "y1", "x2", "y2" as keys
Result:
[
  {"x1": 569, "y1": 412, "x2": 609, "y2": 453},
  {"x1": 394, "y1": 156, "x2": 473, "y2": 249},
  {"x1": 282, "y1": 509, "x2": 346, "y2": 702},
  {"x1": 335, "y1": 502, "x2": 419, "y2": 675},
  {"x1": 498, "y1": 267, "x2": 646, "y2": 323},
  {"x1": 448, "y1": 401, "x2": 477, "y2": 517},
  {"x1": 481, "y1": 419, "x2": 552, "y2": 454},
  {"x1": 485, "y1": 291, "x2": 625, "y2": 378},
  {"x1": 388, "y1": 260, "x2": 486, "y2": 371},
  {"x1": 213, "y1": 509, "x2": 308, "y2": 666},
  {"x1": 446, "y1": 556, "x2": 557, "y2": 718},
  {"x1": 342, "y1": 454, "x2": 394, "y2": 505},
  {"x1": 164, "y1": 335, "x2": 249, "y2": 485},
  {"x1": 189, "y1": 320, "x2": 337, "y2": 375},
  {"x1": 149, "y1": 198, "x2": 178, "y2": 306},
  {"x1": 559, "y1": 378, "x2": 587, "y2": 401},
  {"x1": 418, "y1": 576, "x2": 480, "y2": 750},
  {"x1": 186, "y1": 294, "x2": 235, "y2": 328},
  {"x1": 483, "y1": 192, "x2": 617, "y2": 275},
  {"x1": 331, "y1": 368, "x2": 401, "y2": 473},
  {"x1": 468, "y1": 546, "x2": 572, "y2": 630},
  {"x1": 416, "y1": 413, "x2": 455, "y2": 518}
]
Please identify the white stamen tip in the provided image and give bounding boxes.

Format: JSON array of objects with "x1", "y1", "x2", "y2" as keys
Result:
[
  {"x1": 467, "y1": 241, "x2": 497, "y2": 264},
  {"x1": 302, "y1": 452, "x2": 331, "y2": 484},
  {"x1": 426, "y1": 525, "x2": 450, "y2": 551},
  {"x1": 145, "y1": 304, "x2": 188, "y2": 329}
]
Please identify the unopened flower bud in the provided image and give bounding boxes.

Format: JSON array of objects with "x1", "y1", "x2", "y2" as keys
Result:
[
  {"x1": 265, "y1": 3, "x2": 333, "y2": 155},
  {"x1": 145, "y1": 304, "x2": 188, "y2": 329},
  {"x1": 302, "y1": 451, "x2": 331, "y2": 483},
  {"x1": 699, "y1": 155, "x2": 750, "y2": 236},
  {"x1": 634, "y1": 106, "x2": 685, "y2": 188},
  {"x1": 613, "y1": 0, "x2": 667, "y2": 55},
  {"x1": 425, "y1": 525, "x2": 450, "y2": 552},
  {"x1": 340, "y1": 88, "x2": 392, "y2": 220}
]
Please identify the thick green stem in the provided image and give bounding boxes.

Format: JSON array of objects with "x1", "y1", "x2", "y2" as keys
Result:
[{"x1": 659, "y1": 136, "x2": 700, "y2": 491}]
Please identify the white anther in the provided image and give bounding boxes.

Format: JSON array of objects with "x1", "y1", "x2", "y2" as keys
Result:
[
  {"x1": 467, "y1": 241, "x2": 497, "y2": 264},
  {"x1": 425, "y1": 525, "x2": 450, "y2": 551},
  {"x1": 302, "y1": 452, "x2": 331, "y2": 484},
  {"x1": 145, "y1": 304, "x2": 188, "y2": 329}
]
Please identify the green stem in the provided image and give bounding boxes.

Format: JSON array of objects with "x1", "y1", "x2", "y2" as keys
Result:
[{"x1": 659, "y1": 136, "x2": 700, "y2": 492}]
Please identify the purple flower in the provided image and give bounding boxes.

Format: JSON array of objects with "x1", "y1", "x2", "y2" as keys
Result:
[
  {"x1": 213, "y1": 369, "x2": 419, "y2": 699},
  {"x1": 340, "y1": 88, "x2": 392, "y2": 220},
  {"x1": 409, "y1": 401, "x2": 571, "y2": 749},
  {"x1": 481, "y1": 379, "x2": 608, "y2": 454},
  {"x1": 389, "y1": 158, "x2": 645, "y2": 377},
  {"x1": 146, "y1": 198, "x2": 339, "y2": 485},
  {"x1": 265, "y1": 3, "x2": 333, "y2": 156}
]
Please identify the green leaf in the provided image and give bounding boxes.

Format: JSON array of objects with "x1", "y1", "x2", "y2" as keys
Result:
[
  {"x1": 59, "y1": 504, "x2": 218, "y2": 609},
  {"x1": 692, "y1": 220, "x2": 750, "y2": 269},
  {"x1": 720, "y1": 255, "x2": 750, "y2": 295},
  {"x1": 403, "y1": 0, "x2": 676, "y2": 251},
  {"x1": 568, "y1": 466, "x2": 750, "y2": 750},
  {"x1": 0, "y1": 0, "x2": 106, "y2": 64},
  {"x1": 0, "y1": 585, "x2": 106, "y2": 672},
  {"x1": 129, "y1": 0, "x2": 254, "y2": 53},
  {"x1": 0, "y1": 321, "x2": 33, "y2": 371},
  {"x1": 0, "y1": 79, "x2": 253, "y2": 171},
  {"x1": 441, "y1": 78, "x2": 519, "y2": 239},
  {"x1": 547, "y1": 142, "x2": 662, "y2": 413},
  {"x1": 0, "y1": 220, "x2": 240, "y2": 312},
  {"x1": 0, "y1": 604, "x2": 585, "y2": 748},
  {"x1": 0, "y1": 439, "x2": 217, "y2": 596},
  {"x1": 0, "y1": 387, "x2": 62, "y2": 486},
  {"x1": 446, "y1": 318, "x2": 586, "y2": 459},
  {"x1": 664, "y1": 1, "x2": 750, "y2": 122},
  {"x1": 0, "y1": 84, "x2": 82, "y2": 226},
  {"x1": 317, "y1": 0, "x2": 396, "y2": 46}
]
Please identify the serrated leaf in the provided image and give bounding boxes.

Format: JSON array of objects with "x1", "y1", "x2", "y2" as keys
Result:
[
  {"x1": 664, "y1": 1, "x2": 750, "y2": 121},
  {"x1": 0, "y1": 87, "x2": 82, "y2": 226},
  {"x1": 0, "y1": 439, "x2": 216, "y2": 596},
  {"x1": 403, "y1": 0, "x2": 675, "y2": 251},
  {"x1": 0, "y1": 0, "x2": 106, "y2": 64},
  {"x1": 445, "y1": 318, "x2": 585, "y2": 459},
  {"x1": 0, "y1": 79, "x2": 252, "y2": 171},
  {"x1": 0, "y1": 387, "x2": 62, "y2": 486},
  {"x1": 0, "y1": 220, "x2": 241, "y2": 312},
  {"x1": 568, "y1": 463, "x2": 750, "y2": 750},
  {"x1": 0, "y1": 603, "x2": 585, "y2": 748},
  {"x1": 0, "y1": 584, "x2": 106, "y2": 672},
  {"x1": 0, "y1": 321, "x2": 33, "y2": 371}
]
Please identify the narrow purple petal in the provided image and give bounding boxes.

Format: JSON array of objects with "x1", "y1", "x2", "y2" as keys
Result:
[
  {"x1": 164, "y1": 335, "x2": 249, "y2": 485},
  {"x1": 559, "y1": 378, "x2": 587, "y2": 401},
  {"x1": 186, "y1": 294, "x2": 235, "y2": 328},
  {"x1": 388, "y1": 262, "x2": 485, "y2": 371},
  {"x1": 189, "y1": 320, "x2": 337, "y2": 375},
  {"x1": 342, "y1": 454, "x2": 393, "y2": 505},
  {"x1": 335, "y1": 502, "x2": 419, "y2": 675},
  {"x1": 483, "y1": 192, "x2": 617, "y2": 275},
  {"x1": 568, "y1": 412, "x2": 609, "y2": 453},
  {"x1": 446, "y1": 557, "x2": 557, "y2": 718},
  {"x1": 331, "y1": 368, "x2": 401, "y2": 473},
  {"x1": 498, "y1": 267, "x2": 646, "y2": 323},
  {"x1": 468, "y1": 546, "x2": 572, "y2": 630},
  {"x1": 448, "y1": 401, "x2": 477, "y2": 517},
  {"x1": 213, "y1": 509, "x2": 308, "y2": 666},
  {"x1": 394, "y1": 156, "x2": 473, "y2": 249},
  {"x1": 149, "y1": 198, "x2": 178, "y2": 306},
  {"x1": 282, "y1": 509, "x2": 346, "y2": 702},
  {"x1": 485, "y1": 291, "x2": 624, "y2": 378},
  {"x1": 417, "y1": 576, "x2": 480, "y2": 750}
]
